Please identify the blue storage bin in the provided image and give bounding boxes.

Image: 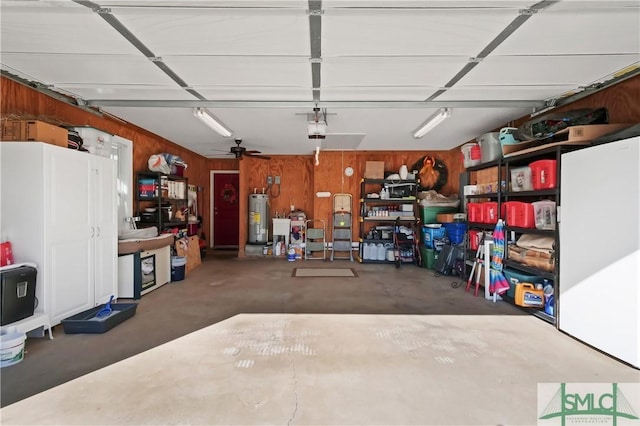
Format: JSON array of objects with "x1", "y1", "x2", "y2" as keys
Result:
[
  {"x1": 502, "y1": 268, "x2": 546, "y2": 298},
  {"x1": 422, "y1": 225, "x2": 445, "y2": 249},
  {"x1": 443, "y1": 222, "x2": 467, "y2": 245}
]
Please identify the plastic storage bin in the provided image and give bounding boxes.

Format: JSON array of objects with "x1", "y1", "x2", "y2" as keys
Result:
[
  {"x1": 482, "y1": 202, "x2": 499, "y2": 224},
  {"x1": 503, "y1": 268, "x2": 546, "y2": 298},
  {"x1": 468, "y1": 229, "x2": 482, "y2": 251},
  {"x1": 420, "y1": 206, "x2": 457, "y2": 224},
  {"x1": 477, "y1": 132, "x2": 502, "y2": 163},
  {"x1": 530, "y1": 160, "x2": 557, "y2": 190},
  {"x1": 461, "y1": 142, "x2": 482, "y2": 168},
  {"x1": 467, "y1": 203, "x2": 483, "y2": 223},
  {"x1": 532, "y1": 200, "x2": 556, "y2": 230},
  {"x1": 510, "y1": 166, "x2": 533, "y2": 192},
  {"x1": 422, "y1": 225, "x2": 446, "y2": 249},
  {"x1": 502, "y1": 201, "x2": 535, "y2": 228},
  {"x1": 61, "y1": 303, "x2": 138, "y2": 334},
  {"x1": 443, "y1": 222, "x2": 467, "y2": 245}
]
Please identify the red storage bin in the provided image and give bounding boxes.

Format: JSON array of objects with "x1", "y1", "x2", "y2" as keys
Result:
[
  {"x1": 503, "y1": 201, "x2": 535, "y2": 228},
  {"x1": 469, "y1": 229, "x2": 482, "y2": 251},
  {"x1": 467, "y1": 202, "x2": 483, "y2": 223},
  {"x1": 482, "y1": 202, "x2": 499, "y2": 224},
  {"x1": 530, "y1": 159, "x2": 557, "y2": 190}
]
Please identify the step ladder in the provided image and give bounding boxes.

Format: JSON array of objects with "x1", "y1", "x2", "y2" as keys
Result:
[
  {"x1": 305, "y1": 219, "x2": 326, "y2": 260},
  {"x1": 331, "y1": 194, "x2": 353, "y2": 261}
]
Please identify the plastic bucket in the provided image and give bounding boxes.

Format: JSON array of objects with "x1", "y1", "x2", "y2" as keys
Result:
[
  {"x1": 171, "y1": 256, "x2": 187, "y2": 282},
  {"x1": 0, "y1": 330, "x2": 27, "y2": 368}
]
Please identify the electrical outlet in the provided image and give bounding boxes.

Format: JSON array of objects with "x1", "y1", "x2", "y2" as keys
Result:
[
  {"x1": 275, "y1": 176, "x2": 281, "y2": 184},
  {"x1": 267, "y1": 176, "x2": 273, "y2": 185}
]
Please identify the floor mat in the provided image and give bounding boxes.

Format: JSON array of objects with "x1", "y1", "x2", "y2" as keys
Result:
[{"x1": 292, "y1": 268, "x2": 358, "y2": 278}]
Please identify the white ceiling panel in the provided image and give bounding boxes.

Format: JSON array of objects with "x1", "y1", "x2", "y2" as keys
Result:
[
  {"x1": 323, "y1": 8, "x2": 518, "y2": 56},
  {"x1": 164, "y1": 56, "x2": 311, "y2": 86},
  {"x1": 494, "y1": 5, "x2": 640, "y2": 55},
  {"x1": 1, "y1": 53, "x2": 178, "y2": 86},
  {"x1": 55, "y1": 85, "x2": 199, "y2": 101},
  {"x1": 111, "y1": 7, "x2": 309, "y2": 56},
  {"x1": 323, "y1": 56, "x2": 468, "y2": 87},
  {"x1": 323, "y1": 1, "x2": 533, "y2": 8},
  {"x1": 460, "y1": 55, "x2": 640, "y2": 86},
  {"x1": 0, "y1": 2, "x2": 140, "y2": 55},
  {"x1": 102, "y1": 1, "x2": 307, "y2": 7},
  {"x1": 325, "y1": 107, "x2": 531, "y2": 151},
  {"x1": 438, "y1": 85, "x2": 578, "y2": 102},
  {"x1": 2, "y1": 1, "x2": 638, "y2": 156},
  {"x1": 321, "y1": 87, "x2": 437, "y2": 101},
  {"x1": 195, "y1": 86, "x2": 312, "y2": 101}
]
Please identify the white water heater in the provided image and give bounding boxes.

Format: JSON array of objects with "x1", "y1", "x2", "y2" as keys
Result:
[{"x1": 248, "y1": 194, "x2": 269, "y2": 244}]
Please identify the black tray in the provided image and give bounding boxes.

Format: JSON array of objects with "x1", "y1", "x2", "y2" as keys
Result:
[{"x1": 61, "y1": 303, "x2": 138, "y2": 334}]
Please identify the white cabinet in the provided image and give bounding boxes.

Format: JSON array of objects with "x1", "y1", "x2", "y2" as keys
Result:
[{"x1": 0, "y1": 142, "x2": 117, "y2": 326}]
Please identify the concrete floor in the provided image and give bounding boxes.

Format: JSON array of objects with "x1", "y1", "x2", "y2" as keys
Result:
[{"x1": 1, "y1": 251, "x2": 638, "y2": 425}]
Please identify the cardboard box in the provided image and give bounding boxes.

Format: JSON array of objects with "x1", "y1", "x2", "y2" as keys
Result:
[
  {"x1": 365, "y1": 161, "x2": 385, "y2": 179},
  {"x1": 1, "y1": 120, "x2": 68, "y2": 148},
  {"x1": 436, "y1": 213, "x2": 459, "y2": 223},
  {"x1": 475, "y1": 166, "x2": 506, "y2": 185}
]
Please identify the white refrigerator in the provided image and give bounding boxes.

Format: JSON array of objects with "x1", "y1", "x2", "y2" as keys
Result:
[{"x1": 559, "y1": 136, "x2": 640, "y2": 368}]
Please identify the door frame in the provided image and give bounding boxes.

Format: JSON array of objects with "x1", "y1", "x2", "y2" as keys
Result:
[{"x1": 210, "y1": 170, "x2": 240, "y2": 249}]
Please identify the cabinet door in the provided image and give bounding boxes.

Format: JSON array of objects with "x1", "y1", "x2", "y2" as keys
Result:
[
  {"x1": 92, "y1": 156, "x2": 118, "y2": 305},
  {"x1": 45, "y1": 146, "x2": 94, "y2": 324}
]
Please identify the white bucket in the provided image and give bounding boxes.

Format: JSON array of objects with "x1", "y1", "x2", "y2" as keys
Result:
[{"x1": 0, "y1": 330, "x2": 27, "y2": 368}]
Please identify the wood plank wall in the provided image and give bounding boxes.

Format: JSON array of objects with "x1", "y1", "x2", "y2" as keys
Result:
[{"x1": 3, "y1": 74, "x2": 640, "y2": 257}]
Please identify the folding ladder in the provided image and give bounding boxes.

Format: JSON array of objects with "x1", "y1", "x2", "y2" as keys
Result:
[
  {"x1": 304, "y1": 219, "x2": 326, "y2": 260},
  {"x1": 331, "y1": 194, "x2": 353, "y2": 261}
]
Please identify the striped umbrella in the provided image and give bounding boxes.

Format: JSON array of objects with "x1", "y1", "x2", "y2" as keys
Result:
[{"x1": 490, "y1": 219, "x2": 510, "y2": 295}]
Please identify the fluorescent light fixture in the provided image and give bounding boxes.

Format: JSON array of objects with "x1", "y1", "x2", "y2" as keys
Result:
[
  {"x1": 193, "y1": 108, "x2": 232, "y2": 138},
  {"x1": 412, "y1": 108, "x2": 451, "y2": 139}
]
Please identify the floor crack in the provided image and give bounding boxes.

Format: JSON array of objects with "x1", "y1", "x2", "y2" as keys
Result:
[{"x1": 287, "y1": 355, "x2": 299, "y2": 426}]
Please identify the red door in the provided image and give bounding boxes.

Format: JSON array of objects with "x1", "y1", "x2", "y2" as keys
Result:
[{"x1": 213, "y1": 173, "x2": 239, "y2": 248}]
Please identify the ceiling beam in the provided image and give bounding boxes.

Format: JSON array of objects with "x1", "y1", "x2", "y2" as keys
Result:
[
  {"x1": 87, "y1": 99, "x2": 546, "y2": 108},
  {"x1": 427, "y1": 0, "x2": 558, "y2": 101},
  {"x1": 308, "y1": 0, "x2": 323, "y2": 102}
]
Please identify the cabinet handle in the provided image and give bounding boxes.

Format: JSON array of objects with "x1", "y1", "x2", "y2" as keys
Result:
[
  {"x1": 91, "y1": 226, "x2": 95, "y2": 238},
  {"x1": 96, "y1": 226, "x2": 101, "y2": 237}
]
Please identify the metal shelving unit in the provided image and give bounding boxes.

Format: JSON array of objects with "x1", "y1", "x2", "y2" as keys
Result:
[
  {"x1": 136, "y1": 171, "x2": 188, "y2": 231},
  {"x1": 464, "y1": 145, "x2": 587, "y2": 326},
  {"x1": 357, "y1": 178, "x2": 419, "y2": 264}
]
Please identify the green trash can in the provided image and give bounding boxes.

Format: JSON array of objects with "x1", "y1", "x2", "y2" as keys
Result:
[{"x1": 420, "y1": 246, "x2": 438, "y2": 269}]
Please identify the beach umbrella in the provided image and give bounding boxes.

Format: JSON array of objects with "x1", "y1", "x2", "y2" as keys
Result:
[{"x1": 490, "y1": 219, "x2": 510, "y2": 295}]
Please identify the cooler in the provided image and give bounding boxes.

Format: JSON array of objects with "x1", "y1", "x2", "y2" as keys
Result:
[{"x1": 1, "y1": 265, "x2": 37, "y2": 326}]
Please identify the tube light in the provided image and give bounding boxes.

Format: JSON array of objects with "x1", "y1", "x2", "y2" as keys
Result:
[
  {"x1": 193, "y1": 108, "x2": 232, "y2": 138},
  {"x1": 412, "y1": 108, "x2": 451, "y2": 139}
]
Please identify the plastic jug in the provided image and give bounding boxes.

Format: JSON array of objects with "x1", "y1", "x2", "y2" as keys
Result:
[
  {"x1": 376, "y1": 243, "x2": 385, "y2": 261},
  {"x1": 363, "y1": 243, "x2": 371, "y2": 260}
]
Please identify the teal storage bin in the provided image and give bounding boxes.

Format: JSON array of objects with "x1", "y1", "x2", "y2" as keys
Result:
[
  {"x1": 420, "y1": 206, "x2": 457, "y2": 224},
  {"x1": 502, "y1": 268, "x2": 545, "y2": 298}
]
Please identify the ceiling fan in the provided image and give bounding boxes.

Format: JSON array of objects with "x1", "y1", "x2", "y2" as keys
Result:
[{"x1": 215, "y1": 139, "x2": 270, "y2": 159}]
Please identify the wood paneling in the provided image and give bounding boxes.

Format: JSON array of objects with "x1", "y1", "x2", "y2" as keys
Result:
[{"x1": 4, "y1": 74, "x2": 639, "y2": 257}]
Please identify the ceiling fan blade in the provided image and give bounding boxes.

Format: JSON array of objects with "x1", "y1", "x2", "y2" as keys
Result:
[
  {"x1": 246, "y1": 153, "x2": 271, "y2": 160},
  {"x1": 245, "y1": 149, "x2": 262, "y2": 154}
]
